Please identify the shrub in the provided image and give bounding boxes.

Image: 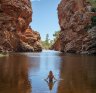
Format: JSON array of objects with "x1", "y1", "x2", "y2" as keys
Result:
[
  {"x1": 91, "y1": 16, "x2": 96, "y2": 26},
  {"x1": 91, "y1": 8, "x2": 96, "y2": 12}
]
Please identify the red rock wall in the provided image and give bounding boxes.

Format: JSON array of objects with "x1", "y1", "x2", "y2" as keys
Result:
[
  {"x1": 57, "y1": 0, "x2": 96, "y2": 54},
  {"x1": 50, "y1": 37, "x2": 61, "y2": 51},
  {"x1": 0, "y1": 0, "x2": 42, "y2": 52},
  {"x1": 20, "y1": 27, "x2": 42, "y2": 52}
]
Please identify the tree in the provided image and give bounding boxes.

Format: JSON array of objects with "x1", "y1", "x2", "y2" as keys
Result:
[
  {"x1": 53, "y1": 31, "x2": 60, "y2": 42},
  {"x1": 45, "y1": 34, "x2": 49, "y2": 45},
  {"x1": 41, "y1": 34, "x2": 50, "y2": 49},
  {"x1": 87, "y1": 0, "x2": 96, "y2": 7},
  {"x1": 41, "y1": 32, "x2": 60, "y2": 49}
]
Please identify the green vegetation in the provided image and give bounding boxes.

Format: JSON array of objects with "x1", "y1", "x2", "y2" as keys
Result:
[
  {"x1": 84, "y1": 16, "x2": 96, "y2": 30},
  {"x1": 84, "y1": 0, "x2": 96, "y2": 30},
  {"x1": 88, "y1": 0, "x2": 96, "y2": 12},
  {"x1": 91, "y1": 16, "x2": 96, "y2": 26},
  {"x1": 41, "y1": 34, "x2": 52, "y2": 49},
  {"x1": 87, "y1": 0, "x2": 96, "y2": 8},
  {"x1": 41, "y1": 31, "x2": 60, "y2": 49},
  {"x1": 53, "y1": 31, "x2": 60, "y2": 42}
]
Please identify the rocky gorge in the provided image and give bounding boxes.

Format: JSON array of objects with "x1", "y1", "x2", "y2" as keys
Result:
[
  {"x1": 0, "y1": 0, "x2": 96, "y2": 54},
  {"x1": 0, "y1": 0, "x2": 42, "y2": 52},
  {"x1": 54, "y1": 0, "x2": 96, "y2": 54}
]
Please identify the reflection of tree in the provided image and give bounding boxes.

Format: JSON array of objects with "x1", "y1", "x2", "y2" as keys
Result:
[
  {"x1": 0, "y1": 54, "x2": 31, "y2": 93},
  {"x1": 57, "y1": 56, "x2": 96, "y2": 93}
]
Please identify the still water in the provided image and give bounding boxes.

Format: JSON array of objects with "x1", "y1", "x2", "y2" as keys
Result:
[{"x1": 0, "y1": 50, "x2": 96, "y2": 93}]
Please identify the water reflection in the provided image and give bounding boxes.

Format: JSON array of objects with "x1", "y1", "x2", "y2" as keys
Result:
[
  {"x1": 0, "y1": 54, "x2": 31, "y2": 93},
  {"x1": 57, "y1": 55, "x2": 96, "y2": 93},
  {"x1": 0, "y1": 51, "x2": 96, "y2": 93},
  {"x1": 28, "y1": 50, "x2": 61, "y2": 93},
  {"x1": 44, "y1": 80, "x2": 56, "y2": 91}
]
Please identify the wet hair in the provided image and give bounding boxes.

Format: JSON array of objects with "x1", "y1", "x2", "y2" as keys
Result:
[{"x1": 49, "y1": 71, "x2": 53, "y2": 75}]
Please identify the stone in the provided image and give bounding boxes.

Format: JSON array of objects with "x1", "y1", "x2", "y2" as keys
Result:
[
  {"x1": 20, "y1": 27, "x2": 42, "y2": 52},
  {"x1": 55, "y1": 0, "x2": 96, "y2": 54},
  {"x1": 0, "y1": 0, "x2": 42, "y2": 52},
  {"x1": 17, "y1": 41, "x2": 34, "y2": 52},
  {"x1": 50, "y1": 37, "x2": 61, "y2": 51}
]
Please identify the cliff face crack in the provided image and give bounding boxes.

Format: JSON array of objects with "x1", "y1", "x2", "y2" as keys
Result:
[{"x1": 0, "y1": 0, "x2": 42, "y2": 52}]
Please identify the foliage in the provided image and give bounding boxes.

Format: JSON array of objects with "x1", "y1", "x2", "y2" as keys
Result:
[
  {"x1": 91, "y1": 8, "x2": 96, "y2": 12},
  {"x1": 41, "y1": 34, "x2": 53, "y2": 49},
  {"x1": 45, "y1": 34, "x2": 49, "y2": 46},
  {"x1": 53, "y1": 31, "x2": 60, "y2": 42},
  {"x1": 41, "y1": 31, "x2": 60, "y2": 49},
  {"x1": 91, "y1": 16, "x2": 96, "y2": 26},
  {"x1": 84, "y1": 0, "x2": 96, "y2": 30},
  {"x1": 84, "y1": 16, "x2": 96, "y2": 31},
  {"x1": 87, "y1": 0, "x2": 96, "y2": 7}
]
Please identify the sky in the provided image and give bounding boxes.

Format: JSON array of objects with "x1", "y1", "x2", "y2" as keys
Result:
[{"x1": 30, "y1": 0, "x2": 61, "y2": 40}]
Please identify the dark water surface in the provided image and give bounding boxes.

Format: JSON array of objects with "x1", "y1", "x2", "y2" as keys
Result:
[{"x1": 0, "y1": 50, "x2": 96, "y2": 93}]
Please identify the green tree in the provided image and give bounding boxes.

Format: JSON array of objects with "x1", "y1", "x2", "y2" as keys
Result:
[
  {"x1": 41, "y1": 34, "x2": 50, "y2": 49},
  {"x1": 41, "y1": 31, "x2": 60, "y2": 49},
  {"x1": 87, "y1": 0, "x2": 96, "y2": 7},
  {"x1": 45, "y1": 34, "x2": 49, "y2": 45},
  {"x1": 53, "y1": 31, "x2": 60, "y2": 42}
]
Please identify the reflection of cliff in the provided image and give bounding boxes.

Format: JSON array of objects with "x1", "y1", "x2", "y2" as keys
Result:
[
  {"x1": 57, "y1": 0, "x2": 96, "y2": 54},
  {"x1": 57, "y1": 56, "x2": 96, "y2": 93},
  {"x1": 0, "y1": 55, "x2": 31, "y2": 93},
  {"x1": 0, "y1": 0, "x2": 42, "y2": 52}
]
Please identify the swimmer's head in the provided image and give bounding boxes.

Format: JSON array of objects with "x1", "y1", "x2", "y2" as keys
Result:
[{"x1": 49, "y1": 71, "x2": 53, "y2": 75}]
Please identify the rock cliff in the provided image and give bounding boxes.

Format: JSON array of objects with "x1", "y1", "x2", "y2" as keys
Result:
[
  {"x1": 50, "y1": 37, "x2": 61, "y2": 51},
  {"x1": 0, "y1": 0, "x2": 42, "y2": 52},
  {"x1": 57, "y1": 0, "x2": 96, "y2": 54},
  {"x1": 20, "y1": 27, "x2": 42, "y2": 52}
]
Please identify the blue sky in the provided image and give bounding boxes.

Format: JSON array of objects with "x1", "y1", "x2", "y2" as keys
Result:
[{"x1": 30, "y1": 0, "x2": 61, "y2": 40}]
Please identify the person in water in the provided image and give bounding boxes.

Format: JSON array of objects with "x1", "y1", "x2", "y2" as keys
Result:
[
  {"x1": 45, "y1": 71, "x2": 57, "y2": 82},
  {"x1": 45, "y1": 71, "x2": 57, "y2": 91},
  {"x1": 45, "y1": 79, "x2": 56, "y2": 91}
]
